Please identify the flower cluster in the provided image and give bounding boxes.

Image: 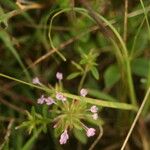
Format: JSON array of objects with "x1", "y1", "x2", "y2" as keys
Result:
[
  {"x1": 37, "y1": 95, "x2": 55, "y2": 106},
  {"x1": 32, "y1": 72, "x2": 100, "y2": 145}
]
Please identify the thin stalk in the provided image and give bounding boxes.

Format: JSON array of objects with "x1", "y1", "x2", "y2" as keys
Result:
[
  {"x1": 123, "y1": 0, "x2": 128, "y2": 43},
  {"x1": 22, "y1": 127, "x2": 43, "y2": 150},
  {"x1": 130, "y1": 18, "x2": 145, "y2": 58},
  {"x1": 139, "y1": 0, "x2": 150, "y2": 39},
  {"x1": 0, "y1": 73, "x2": 52, "y2": 93},
  {"x1": 0, "y1": 73, "x2": 137, "y2": 111},
  {"x1": 88, "y1": 125, "x2": 103, "y2": 150},
  {"x1": 78, "y1": 66, "x2": 88, "y2": 92},
  {"x1": 121, "y1": 86, "x2": 150, "y2": 150},
  {"x1": 126, "y1": 60, "x2": 137, "y2": 106},
  {"x1": 0, "y1": 119, "x2": 14, "y2": 150}
]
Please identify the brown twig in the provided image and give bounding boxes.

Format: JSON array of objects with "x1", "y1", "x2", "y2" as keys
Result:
[
  {"x1": 28, "y1": 25, "x2": 99, "y2": 68},
  {"x1": 0, "y1": 119, "x2": 14, "y2": 150},
  {"x1": 80, "y1": 0, "x2": 114, "y2": 39},
  {"x1": 123, "y1": 0, "x2": 128, "y2": 43}
]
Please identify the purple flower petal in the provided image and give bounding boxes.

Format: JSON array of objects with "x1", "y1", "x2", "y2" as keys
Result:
[
  {"x1": 37, "y1": 95, "x2": 45, "y2": 104},
  {"x1": 92, "y1": 113, "x2": 98, "y2": 120},
  {"x1": 86, "y1": 128, "x2": 96, "y2": 137},
  {"x1": 32, "y1": 77, "x2": 41, "y2": 85},
  {"x1": 80, "y1": 88, "x2": 88, "y2": 97},
  {"x1": 56, "y1": 72, "x2": 63, "y2": 80},
  {"x1": 90, "y1": 105, "x2": 98, "y2": 113},
  {"x1": 56, "y1": 92, "x2": 66, "y2": 102},
  {"x1": 59, "y1": 130, "x2": 69, "y2": 144},
  {"x1": 45, "y1": 97, "x2": 55, "y2": 105}
]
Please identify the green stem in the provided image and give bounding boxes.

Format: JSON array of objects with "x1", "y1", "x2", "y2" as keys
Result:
[
  {"x1": 0, "y1": 73, "x2": 137, "y2": 111},
  {"x1": 63, "y1": 93, "x2": 137, "y2": 111},
  {"x1": 0, "y1": 73, "x2": 52, "y2": 93},
  {"x1": 121, "y1": 86, "x2": 150, "y2": 150},
  {"x1": 78, "y1": 66, "x2": 88, "y2": 92},
  {"x1": 22, "y1": 127, "x2": 43, "y2": 150},
  {"x1": 126, "y1": 59, "x2": 137, "y2": 106}
]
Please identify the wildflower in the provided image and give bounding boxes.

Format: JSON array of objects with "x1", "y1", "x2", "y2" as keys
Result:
[
  {"x1": 90, "y1": 105, "x2": 98, "y2": 113},
  {"x1": 56, "y1": 72, "x2": 63, "y2": 81},
  {"x1": 32, "y1": 77, "x2": 41, "y2": 85},
  {"x1": 45, "y1": 97, "x2": 55, "y2": 105},
  {"x1": 86, "y1": 128, "x2": 96, "y2": 137},
  {"x1": 56, "y1": 92, "x2": 66, "y2": 101},
  {"x1": 80, "y1": 88, "x2": 88, "y2": 97},
  {"x1": 92, "y1": 113, "x2": 98, "y2": 120},
  {"x1": 59, "y1": 130, "x2": 69, "y2": 144},
  {"x1": 37, "y1": 95, "x2": 45, "y2": 104}
]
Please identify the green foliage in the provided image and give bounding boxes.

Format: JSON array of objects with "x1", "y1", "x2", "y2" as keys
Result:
[
  {"x1": 104, "y1": 64, "x2": 120, "y2": 88},
  {"x1": 0, "y1": 0, "x2": 150, "y2": 149},
  {"x1": 73, "y1": 129, "x2": 87, "y2": 144},
  {"x1": 131, "y1": 58, "x2": 150, "y2": 77},
  {"x1": 16, "y1": 107, "x2": 51, "y2": 134}
]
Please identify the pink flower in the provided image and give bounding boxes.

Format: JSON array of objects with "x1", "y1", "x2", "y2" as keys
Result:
[
  {"x1": 86, "y1": 128, "x2": 96, "y2": 137},
  {"x1": 32, "y1": 77, "x2": 41, "y2": 85},
  {"x1": 56, "y1": 92, "x2": 66, "y2": 101},
  {"x1": 45, "y1": 97, "x2": 55, "y2": 105},
  {"x1": 90, "y1": 105, "x2": 98, "y2": 113},
  {"x1": 59, "y1": 130, "x2": 69, "y2": 144},
  {"x1": 37, "y1": 95, "x2": 45, "y2": 104},
  {"x1": 80, "y1": 88, "x2": 88, "y2": 97},
  {"x1": 92, "y1": 113, "x2": 98, "y2": 120},
  {"x1": 56, "y1": 72, "x2": 63, "y2": 80}
]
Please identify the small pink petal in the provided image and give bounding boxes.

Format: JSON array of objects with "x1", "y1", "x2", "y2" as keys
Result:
[
  {"x1": 37, "y1": 95, "x2": 45, "y2": 104},
  {"x1": 86, "y1": 128, "x2": 96, "y2": 137},
  {"x1": 56, "y1": 92, "x2": 66, "y2": 101},
  {"x1": 32, "y1": 77, "x2": 41, "y2": 85},
  {"x1": 92, "y1": 113, "x2": 98, "y2": 120},
  {"x1": 80, "y1": 88, "x2": 88, "y2": 97},
  {"x1": 56, "y1": 72, "x2": 63, "y2": 80},
  {"x1": 45, "y1": 97, "x2": 55, "y2": 105},
  {"x1": 59, "y1": 130, "x2": 69, "y2": 144},
  {"x1": 90, "y1": 105, "x2": 98, "y2": 113}
]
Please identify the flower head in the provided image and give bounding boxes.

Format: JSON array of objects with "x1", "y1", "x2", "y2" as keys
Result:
[
  {"x1": 90, "y1": 105, "x2": 98, "y2": 113},
  {"x1": 56, "y1": 72, "x2": 63, "y2": 80},
  {"x1": 32, "y1": 77, "x2": 41, "y2": 85},
  {"x1": 45, "y1": 97, "x2": 55, "y2": 105},
  {"x1": 86, "y1": 128, "x2": 96, "y2": 137},
  {"x1": 56, "y1": 92, "x2": 66, "y2": 101},
  {"x1": 80, "y1": 88, "x2": 88, "y2": 97},
  {"x1": 59, "y1": 130, "x2": 69, "y2": 144},
  {"x1": 92, "y1": 113, "x2": 98, "y2": 120},
  {"x1": 37, "y1": 95, "x2": 45, "y2": 104}
]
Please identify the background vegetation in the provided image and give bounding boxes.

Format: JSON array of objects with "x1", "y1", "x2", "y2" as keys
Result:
[{"x1": 0, "y1": 0, "x2": 150, "y2": 149}]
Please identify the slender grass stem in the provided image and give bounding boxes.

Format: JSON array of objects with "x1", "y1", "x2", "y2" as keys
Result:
[
  {"x1": 88, "y1": 125, "x2": 103, "y2": 150},
  {"x1": 123, "y1": 0, "x2": 128, "y2": 43},
  {"x1": 0, "y1": 73, "x2": 137, "y2": 111},
  {"x1": 78, "y1": 66, "x2": 88, "y2": 92},
  {"x1": 126, "y1": 60, "x2": 137, "y2": 106},
  {"x1": 121, "y1": 86, "x2": 150, "y2": 150},
  {"x1": 139, "y1": 0, "x2": 150, "y2": 39}
]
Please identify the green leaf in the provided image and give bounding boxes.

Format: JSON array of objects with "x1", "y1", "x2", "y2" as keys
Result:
[
  {"x1": 0, "y1": 30, "x2": 31, "y2": 81},
  {"x1": 73, "y1": 129, "x2": 87, "y2": 144},
  {"x1": 0, "y1": 6, "x2": 8, "y2": 28},
  {"x1": 91, "y1": 67, "x2": 99, "y2": 80},
  {"x1": 71, "y1": 61, "x2": 83, "y2": 71},
  {"x1": 22, "y1": 128, "x2": 42, "y2": 150},
  {"x1": 104, "y1": 64, "x2": 120, "y2": 88},
  {"x1": 57, "y1": 0, "x2": 70, "y2": 8},
  {"x1": 88, "y1": 89, "x2": 117, "y2": 101},
  {"x1": 131, "y1": 58, "x2": 150, "y2": 77},
  {"x1": 67, "y1": 72, "x2": 81, "y2": 80}
]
